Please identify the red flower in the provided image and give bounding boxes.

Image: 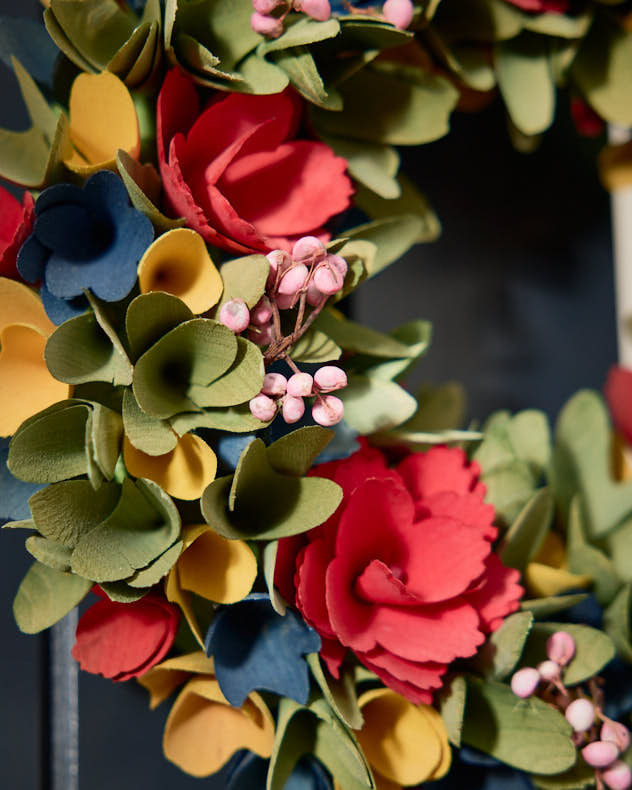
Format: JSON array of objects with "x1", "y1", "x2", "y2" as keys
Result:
[
  {"x1": 157, "y1": 69, "x2": 353, "y2": 255},
  {"x1": 276, "y1": 444, "x2": 523, "y2": 704},
  {"x1": 503, "y1": 0, "x2": 569, "y2": 10},
  {"x1": 72, "y1": 588, "x2": 180, "y2": 681},
  {"x1": 605, "y1": 365, "x2": 632, "y2": 444},
  {"x1": 0, "y1": 186, "x2": 34, "y2": 280}
]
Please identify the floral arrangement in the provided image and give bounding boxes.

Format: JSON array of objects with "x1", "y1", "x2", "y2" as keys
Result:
[{"x1": 1, "y1": 1, "x2": 632, "y2": 789}]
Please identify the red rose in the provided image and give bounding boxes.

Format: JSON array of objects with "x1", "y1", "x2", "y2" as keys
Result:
[
  {"x1": 605, "y1": 365, "x2": 632, "y2": 444},
  {"x1": 0, "y1": 185, "x2": 34, "y2": 280},
  {"x1": 157, "y1": 69, "x2": 353, "y2": 255},
  {"x1": 276, "y1": 444, "x2": 523, "y2": 704},
  {"x1": 503, "y1": 0, "x2": 569, "y2": 11},
  {"x1": 72, "y1": 588, "x2": 180, "y2": 681}
]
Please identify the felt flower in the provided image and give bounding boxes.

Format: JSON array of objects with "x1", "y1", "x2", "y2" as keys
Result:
[
  {"x1": 605, "y1": 365, "x2": 632, "y2": 446},
  {"x1": 138, "y1": 651, "x2": 275, "y2": 778},
  {"x1": 17, "y1": 170, "x2": 154, "y2": 324},
  {"x1": 71, "y1": 588, "x2": 179, "y2": 681},
  {"x1": 157, "y1": 68, "x2": 353, "y2": 255},
  {"x1": 503, "y1": 0, "x2": 570, "y2": 11},
  {"x1": 226, "y1": 752, "x2": 332, "y2": 790},
  {"x1": 0, "y1": 277, "x2": 69, "y2": 437},
  {"x1": 523, "y1": 531, "x2": 591, "y2": 598},
  {"x1": 275, "y1": 444, "x2": 523, "y2": 703},
  {"x1": 353, "y1": 688, "x2": 451, "y2": 789},
  {"x1": 0, "y1": 186, "x2": 34, "y2": 280}
]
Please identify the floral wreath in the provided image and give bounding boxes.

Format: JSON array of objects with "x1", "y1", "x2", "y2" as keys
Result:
[{"x1": 1, "y1": 1, "x2": 632, "y2": 789}]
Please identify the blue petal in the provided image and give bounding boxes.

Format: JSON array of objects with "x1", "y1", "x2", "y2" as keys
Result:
[
  {"x1": 40, "y1": 285, "x2": 88, "y2": 325},
  {"x1": 16, "y1": 233, "x2": 48, "y2": 284},
  {"x1": 226, "y1": 752, "x2": 268, "y2": 790},
  {"x1": 36, "y1": 203, "x2": 111, "y2": 264},
  {"x1": 458, "y1": 747, "x2": 503, "y2": 768},
  {"x1": 0, "y1": 439, "x2": 43, "y2": 523},
  {"x1": 284, "y1": 757, "x2": 332, "y2": 790},
  {"x1": 217, "y1": 435, "x2": 256, "y2": 471},
  {"x1": 205, "y1": 594, "x2": 321, "y2": 707}
]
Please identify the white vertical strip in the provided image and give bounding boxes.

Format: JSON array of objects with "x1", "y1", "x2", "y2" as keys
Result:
[{"x1": 609, "y1": 124, "x2": 632, "y2": 366}]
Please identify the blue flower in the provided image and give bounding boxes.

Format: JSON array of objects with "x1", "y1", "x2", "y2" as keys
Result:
[
  {"x1": 205, "y1": 593, "x2": 321, "y2": 707},
  {"x1": 0, "y1": 438, "x2": 43, "y2": 524},
  {"x1": 227, "y1": 752, "x2": 332, "y2": 790},
  {"x1": 17, "y1": 171, "x2": 153, "y2": 324}
]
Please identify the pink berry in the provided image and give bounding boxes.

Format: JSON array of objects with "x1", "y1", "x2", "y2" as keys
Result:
[
  {"x1": 565, "y1": 699, "x2": 596, "y2": 733},
  {"x1": 537, "y1": 660, "x2": 560, "y2": 683},
  {"x1": 251, "y1": 296, "x2": 273, "y2": 326},
  {"x1": 294, "y1": 0, "x2": 331, "y2": 20},
  {"x1": 278, "y1": 263, "x2": 309, "y2": 295},
  {"x1": 510, "y1": 668, "x2": 540, "y2": 699},
  {"x1": 219, "y1": 298, "x2": 250, "y2": 333},
  {"x1": 602, "y1": 760, "x2": 632, "y2": 790},
  {"x1": 313, "y1": 260, "x2": 344, "y2": 295},
  {"x1": 282, "y1": 395, "x2": 305, "y2": 424},
  {"x1": 253, "y1": 0, "x2": 281, "y2": 12},
  {"x1": 382, "y1": 0, "x2": 414, "y2": 28},
  {"x1": 250, "y1": 11, "x2": 283, "y2": 36},
  {"x1": 306, "y1": 281, "x2": 324, "y2": 306},
  {"x1": 249, "y1": 393, "x2": 277, "y2": 421},
  {"x1": 582, "y1": 741, "x2": 619, "y2": 768},
  {"x1": 327, "y1": 253, "x2": 348, "y2": 278},
  {"x1": 314, "y1": 365, "x2": 347, "y2": 392},
  {"x1": 248, "y1": 323, "x2": 274, "y2": 346},
  {"x1": 266, "y1": 249, "x2": 291, "y2": 287},
  {"x1": 287, "y1": 372, "x2": 313, "y2": 397},
  {"x1": 261, "y1": 373, "x2": 287, "y2": 397},
  {"x1": 291, "y1": 236, "x2": 326, "y2": 263},
  {"x1": 547, "y1": 631, "x2": 576, "y2": 666},
  {"x1": 601, "y1": 722, "x2": 631, "y2": 753},
  {"x1": 312, "y1": 394, "x2": 344, "y2": 426}
]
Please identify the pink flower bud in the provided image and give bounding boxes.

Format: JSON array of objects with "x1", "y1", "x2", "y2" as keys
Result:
[
  {"x1": 250, "y1": 11, "x2": 284, "y2": 37},
  {"x1": 253, "y1": 0, "x2": 281, "y2": 12},
  {"x1": 219, "y1": 298, "x2": 250, "y2": 333},
  {"x1": 314, "y1": 365, "x2": 347, "y2": 392},
  {"x1": 293, "y1": 0, "x2": 331, "y2": 20},
  {"x1": 565, "y1": 698, "x2": 596, "y2": 733},
  {"x1": 537, "y1": 660, "x2": 560, "y2": 683},
  {"x1": 251, "y1": 296, "x2": 273, "y2": 326},
  {"x1": 306, "y1": 281, "x2": 324, "y2": 306},
  {"x1": 291, "y1": 235, "x2": 326, "y2": 263},
  {"x1": 287, "y1": 372, "x2": 313, "y2": 397},
  {"x1": 327, "y1": 253, "x2": 348, "y2": 278},
  {"x1": 275, "y1": 293, "x2": 297, "y2": 310},
  {"x1": 266, "y1": 249, "x2": 291, "y2": 287},
  {"x1": 601, "y1": 722, "x2": 631, "y2": 753},
  {"x1": 249, "y1": 393, "x2": 277, "y2": 422},
  {"x1": 282, "y1": 395, "x2": 305, "y2": 424},
  {"x1": 382, "y1": 0, "x2": 414, "y2": 29},
  {"x1": 547, "y1": 631, "x2": 576, "y2": 666},
  {"x1": 248, "y1": 323, "x2": 274, "y2": 346},
  {"x1": 602, "y1": 760, "x2": 632, "y2": 790},
  {"x1": 582, "y1": 741, "x2": 619, "y2": 768},
  {"x1": 313, "y1": 259, "x2": 345, "y2": 295},
  {"x1": 262, "y1": 372, "x2": 287, "y2": 397},
  {"x1": 278, "y1": 263, "x2": 309, "y2": 295},
  {"x1": 510, "y1": 667, "x2": 540, "y2": 699},
  {"x1": 312, "y1": 394, "x2": 344, "y2": 426}
]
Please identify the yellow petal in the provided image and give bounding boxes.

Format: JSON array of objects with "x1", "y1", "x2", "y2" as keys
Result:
[
  {"x1": 138, "y1": 651, "x2": 214, "y2": 709},
  {"x1": 178, "y1": 525, "x2": 257, "y2": 604},
  {"x1": 613, "y1": 433, "x2": 632, "y2": 482},
  {"x1": 65, "y1": 71, "x2": 139, "y2": 174},
  {"x1": 524, "y1": 562, "x2": 592, "y2": 598},
  {"x1": 533, "y1": 531, "x2": 567, "y2": 569},
  {"x1": 137, "y1": 228, "x2": 223, "y2": 314},
  {"x1": 0, "y1": 324, "x2": 69, "y2": 437},
  {"x1": 0, "y1": 277, "x2": 55, "y2": 335},
  {"x1": 163, "y1": 677, "x2": 274, "y2": 777},
  {"x1": 357, "y1": 689, "x2": 446, "y2": 787},
  {"x1": 422, "y1": 705, "x2": 452, "y2": 780},
  {"x1": 123, "y1": 433, "x2": 217, "y2": 500},
  {"x1": 165, "y1": 563, "x2": 205, "y2": 648}
]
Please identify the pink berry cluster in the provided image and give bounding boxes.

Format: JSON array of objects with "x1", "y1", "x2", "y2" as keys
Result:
[
  {"x1": 251, "y1": 0, "x2": 331, "y2": 38},
  {"x1": 250, "y1": 366, "x2": 347, "y2": 426},
  {"x1": 511, "y1": 632, "x2": 631, "y2": 790}
]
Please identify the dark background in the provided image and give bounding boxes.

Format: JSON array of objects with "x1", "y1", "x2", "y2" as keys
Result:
[{"x1": 0, "y1": 2, "x2": 617, "y2": 788}]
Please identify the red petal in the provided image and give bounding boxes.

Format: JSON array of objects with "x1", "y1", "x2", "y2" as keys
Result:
[
  {"x1": 157, "y1": 68, "x2": 199, "y2": 172},
  {"x1": 295, "y1": 538, "x2": 336, "y2": 637},
  {"x1": 72, "y1": 594, "x2": 179, "y2": 680},
  {"x1": 356, "y1": 653, "x2": 436, "y2": 705},
  {"x1": 398, "y1": 446, "x2": 483, "y2": 500},
  {"x1": 419, "y1": 491, "x2": 497, "y2": 540},
  {"x1": 466, "y1": 553, "x2": 523, "y2": 633},
  {"x1": 274, "y1": 533, "x2": 307, "y2": 606},
  {"x1": 0, "y1": 189, "x2": 34, "y2": 280},
  {"x1": 605, "y1": 365, "x2": 632, "y2": 445},
  {"x1": 354, "y1": 560, "x2": 420, "y2": 606},
  {"x1": 320, "y1": 637, "x2": 346, "y2": 679}
]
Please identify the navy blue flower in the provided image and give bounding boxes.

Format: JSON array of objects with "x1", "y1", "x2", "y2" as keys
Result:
[
  {"x1": 227, "y1": 752, "x2": 332, "y2": 790},
  {"x1": 17, "y1": 171, "x2": 153, "y2": 324},
  {"x1": 205, "y1": 593, "x2": 321, "y2": 707},
  {"x1": 0, "y1": 438, "x2": 43, "y2": 525}
]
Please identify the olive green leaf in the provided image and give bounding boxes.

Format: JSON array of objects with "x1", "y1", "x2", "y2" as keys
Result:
[
  {"x1": 127, "y1": 540, "x2": 184, "y2": 588},
  {"x1": 188, "y1": 337, "x2": 264, "y2": 408},
  {"x1": 356, "y1": 320, "x2": 432, "y2": 382},
  {"x1": 25, "y1": 536, "x2": 73, "y2": 572},
  {"x1": 170, "y1": 403, "x2": 269, "y2": 435},
  {"x1": 530, "y1": 758, "x2": 596, "y2": 790},
  {"x1": 604, "y1": 583, "x2": 632, "y2": 663},
  {"x1": 218, "y1": 254, "x2": 270, "y2": 310},
  {"x1": 117, "y1": 151, "x2": 186, "y2": 233},
  {"x1": 122, "y1": 389, "x2": 178, "y2": 457},
  {"x1": 338, "y1": 375, "x2": 417, "y2": 435},
  {"x1": 501, "y1": 489, "x2": 554, "y2": 572},
  {"x1": 267, "y1": 426, "x2": 334, "y2": 476},
  {"x1": 343, "y1": 214, "x2": 427, "y2": 279},
  {"x1": 258, "y1": 17, "x2": 340, "y2": 55},
  {"x1": 436, "y1": 674, "x2": 467, "y2": 747},
  {"x1": 320, "y1": 135, "x2": 400, "y2": 199},
  {"x1": 125, "y1": 291, "x2": 194, "y2": 362},
  {"x1": 307, "y1": 653, "x2": 364, "y2": 731},
  {"x1": 291, "y1": 329, "x2": 342, "y2": 364},
  {"x1": 469, "y1": 611, "x2": 534, "y2": 680},
  {"x1": 270, "y1": 47, "x2": 340, "y2": 110},
  {"x1": 314, "y1": 309, "x2": 420, "y2": 359},
  {"x1": 521, "y1": 593, "x2": 589, "y2": 619},
  {"x1": 263, "y1": 540, "x2": 286, "y2": 616}
]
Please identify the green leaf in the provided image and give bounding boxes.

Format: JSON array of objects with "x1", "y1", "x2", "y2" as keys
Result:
[
  {"x1": 519, "y1": 623, "x2": 616, "y2": 685},
  {"x1": 501, "y1": 489, "x2": 554, "y2": 572},
  {"x1": 307, "y1": 653, "x2": 363, "y2": 731},
  {"x1": 267, "y1": 426, "x2": 334, "y2": 476},
  {"x1": 604, "y1": 583, "x2": 632, "y2": 663},
  {"x1": 87, "y1": 403, "x2": 123, "y2": 481},
  {"x1": 469, "y1": 611, "x2": 534, "y2": 680},
  {"x1": 462, "y1": 677, "x2": 575, "y2": 775},
  {"x1": 25, "y1": 536, "x2": 73, "y2": 572},
  {"x1": 530, "y1": 758, "x2": 596, "y2": 790},
  {"x1": 291, "y1": 329, "x2": 342, "y2": 363},
  {"x1": 521, "y1": 593, "x2": 590, "y2": 619},
  {"x1": 125, "y1": 291, "x2": 194, "y2": 362},
  {"x1": 13, "y1": 561, "x2": 92, "y2": 634},
  {"x1": 314, "y1": 310, "x2": 418, "y2": 359},
  {"x1": 263, "y1": 540, "x2": 286, "y2": 615},
  {"x1": 170, "y1": 403, "x2": 268, "y2": 435},
  {"x1": 201, "y1": 439, "x2": 343, "y2": 540},
  {"x1": 481, "y1": 461, "x2": 536, "y2": 526},
  {"x1": 117, "y1": 151, "x2": 186, "y2": 233},
  {"x1": 188, "y1": 337, "x2": 264, "y2": 408},
  {"x1": 436, "y1": 674, "x2": 467, "y2": 747},
  {"x1": 604, "y1": 516, "x2": 632, "y2": 585},
  {"x1": 394, "y1": 382, "x2": 465, "y2": 436},
  {"x1": 432, "y1": 0, "x2": 524, "y2": 43},
  {"x1": 495, "y1": 33, "x2": 556, "y2": 136},
  {"x1": 319, "y1": 136, "x2": 400, "y2": 199},
  {"x1": 258, "y1": 17, "x2": 340, "y2": 54},
  {"x1": 127, "y1": 540, "x2": 183, "y2": 588},
  {"x1": 99, "y1": 580, "x2": 148, "y2": 603},
  {"x1": 235, "y1": 52, "x2": 289, "y2": 95},
  {"x1": 358, "y1": 320, "x2": 432, "y2": 382},
  {"x1": 133, "y1": 319, "x2": 238, "y2": 418},
  {"x1": 271, "y1": 47, "x2": 340, "y2": 110},
  {"x1": 339, "y1": 375, "x2": 417, "y2": 434},
  {"x1": 218, "y1": 254, "x2": 269, "y2": 309},
  {"x1": 343, "y1": 215, "x2": 426, "y2": 278},
  {"x1": 122, "y1": 389, "x2": 178, "y2": 457}
]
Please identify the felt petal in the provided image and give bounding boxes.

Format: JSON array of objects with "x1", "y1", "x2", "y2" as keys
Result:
[
  {"x1": 320, "y1": 637, "x2": 347, "y2": 680},
  {"x1": 274, "y1": 531, "x2": 307, "y2": 606},
  {"x1": 72, "y1": 593, "x2": 180, "y2": 680},
  {"x1": 137, "y1": 650, "x2": 215, "y2": 709},
  {"x1": 0, "y1": 189, "x2": 34, "y2": 280},
  {"x1": 16, "y1": 232, "x2": 48, "y2": 284},
  {"x1": 157, "y1": 68, "x2": 200, "y2": 170},
  {"x1": 354, "y1": 560, "x2": 420, "y2": 606},
  {"x1": 398, "y1": 446, "x2": 484, "y2": 500},
  {"x1": 0, "y1": 438, "x2": 44, "y2": 521},
  {"x1": 123, "y1": 433, "x2": 217, "y2": 500},
  {"x1": 295, "y1": 538, "x2": 336, "y2": 637},
  {"x1": 524, "y1": 562, "x2": 591, "y2": 599},
  {"x1": 358, "y1": 647, "x2": 446, "y2": 694},
  {"x1": 420, "y1": 491, "x2": 497, "y2": 541},
  {"x1": 166, "y1": 562, "x2": 205, "y2": 649},
  {"x1": 137, "y1": 228, "x2": 223, "y2": 314},
  {"x1": 40, "y1": 285, "x2": 88, "y2": 325},
  {"x1": 205, "y1": 594, "x2": 321, "y2": 707},
  {"x1": 0, "y1": 324, "x2": 69, "y2": 437},
  {"x1": 163, "y1": 677, "x2": 274, "y2": 777},
  {"x1": 177, "y1": 525, "x2": 257, "y2": 604},
  {"x1": 329, "y1": 444, "x2": 401, "y2": 499},
  {"x1": 221, "y1": 141, "x2": 353, "y2": 237},
  {"x1": 465, "y1": 553, "x2": 523, "y2": 633},
  {"x1": 605, "y1": 364, "x2": 632, "y2": 445},
  {"x1": 356, "y1": 656, "x2": 435, "y2": 706},
  {"x1": 0, "y1": 276, "x2": 54, "y2": 335},
  {"x1": 65, "y1": 71, "x2": 139, "y2": 174},
  {"x1": 0, "y1": 185, "x2": 22, "y2": 245}
]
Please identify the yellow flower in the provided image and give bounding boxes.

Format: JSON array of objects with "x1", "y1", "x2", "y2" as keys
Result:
[
  {"x1": 0, "y1": 277, "x2": 69, "y2": 437},
  {"x1": 139, "y1": 651, "x2": 274, "y2": 778},
  {"x1": 524, "y1": 531, "x2": 591, "y2": 598}
]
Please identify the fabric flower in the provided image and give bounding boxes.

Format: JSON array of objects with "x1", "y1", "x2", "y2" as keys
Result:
[
  {"x1": 503, "y1": 0, "x2": 570, "y2": 11},
  {"x1": 275, "y1": 444, "x2": 523, "y2": 703},
  {"x1": 17, "y1": 170, "x2": 154, "y2": 324},
  {"x1": 227, "y1": 752, "x2": 332, "y2": 790},
  {"x1": 605, "y1": 365, "x2": 632, "y2": 446},
  {"x1": 0, "y1": 185, "x2": 34, "y2": 280},
  {"x1": 71, "y1": 588, "x2": 179, "y2": 681},
  {"x1": 157, "y1": 68, "x2": 353, "y2": 255},
  {"x1": 523, "y1": 531, "x2": 591, "y2": 598}
]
